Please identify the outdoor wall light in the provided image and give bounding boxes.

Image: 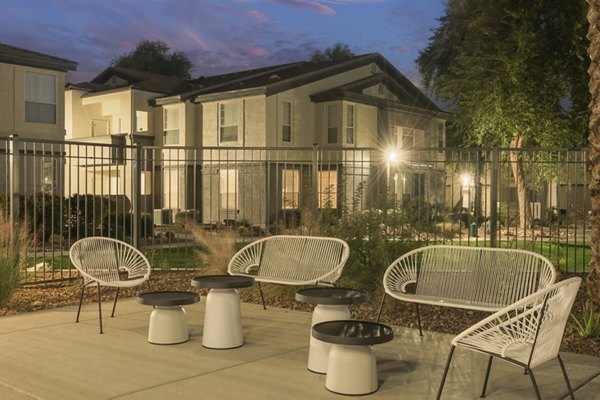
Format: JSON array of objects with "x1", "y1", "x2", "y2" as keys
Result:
[{"x1": 461, "y1": 174, "x2": 473, "y2": 187}]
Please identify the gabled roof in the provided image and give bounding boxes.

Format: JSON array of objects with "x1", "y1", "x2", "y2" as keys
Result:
[
  {"x1": 67, "y1": 66, "x2": 191, "y2": 96},
  {"x1": 0, "y1": 42, "x2": 77, "y2": 72},
  {"x1": 174, "y1": 53, "x2": 442, "y2": 113},
  {"x1": 310, "y1": 73, "x2": 447, "y2": 116}
]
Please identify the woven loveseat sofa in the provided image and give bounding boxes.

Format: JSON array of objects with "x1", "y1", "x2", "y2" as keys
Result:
[
  {"x1": 228, "y1": 235, "x2": 350, "y2": 309},
  {"x1": 377, "y1": 245, "x2": 556, "y2": 335}
]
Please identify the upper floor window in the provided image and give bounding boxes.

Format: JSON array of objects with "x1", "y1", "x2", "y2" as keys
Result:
[
  {"x1": 220, "y1": 103, "x2": 238, "y2": 142},
  {"x1": 136, "y1": 111, "x2": 148, "y2": 132},
  {"x1": 163, "y1": 108, "x2": 179, "y2": 145},
  {"x1": 25, "y1": 72, "x2": 56, "y2": 124},
  {"x1": 345, "y1": 105, "x2": 355, "y2": 144},
  {"x1": 327, "y1": 104, "x2": 338, "y2": 144},
  {"x1": 437, "y1": 122, "x2": 444, "y2": 149},
  {"x1": 282, "y1": 101, "x2": 292, "y2": 142}
]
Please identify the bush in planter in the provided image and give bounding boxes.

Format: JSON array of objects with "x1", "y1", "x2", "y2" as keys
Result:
[{"x1": 0, "y1": 192, "x2": 63, "y2": 241}]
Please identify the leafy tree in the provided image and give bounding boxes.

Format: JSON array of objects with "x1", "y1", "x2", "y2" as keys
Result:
[
  {"x1": 310, "y1": 43, "x2": 355, "y2": 63},
  {"x1": 587, "y1": 0, "x2": 600, "y2": 303},
  {"x1": 112, "y1": 40, "x2": 193, "y2": 79},
  {"x1": 417, "y1": 0, "x2": 589, "y2": 228}
]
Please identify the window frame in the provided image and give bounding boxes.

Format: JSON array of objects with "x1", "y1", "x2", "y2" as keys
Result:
[
  {"x1": 282, "y1": 168, "x2": 299, "y2": 209},
  {"x1": 219, "y1": 102, "x2": 239, "y2": 143},
  {"x1": 25, "y1": 71, "x2": 56, "y2": 124},
  {"x1": 219, "y1": 168, "x2": 238, "y2": 210},
  {"x1": 163, "y1": 107, "x2": 180, "y2": 145},
  {"x1": 345, "y1": 104, "x2": 355, "y2": 145},
  {"x1": 281, "y1": 101, "x2": 292, "y2": 143}
]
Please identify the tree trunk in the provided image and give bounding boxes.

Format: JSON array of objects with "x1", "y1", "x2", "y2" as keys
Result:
[
  {"x1": 509, "y1": 137, "x2": 531, "y2": 229},
  {"x1": 587, "y1": 0, "x2": 600, "y2": 304}
]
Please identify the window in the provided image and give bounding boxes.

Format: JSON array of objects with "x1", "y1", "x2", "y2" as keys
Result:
[
  {"x1": 437, "y1": 122, "x2": 444, "y2": 149},
  {"x1": 318, "y1": 170, "x2": 337, "y2": 208},
  {"x1": 25, "y1": 72, "x2": 56, "y2": 124},
  {"x1": 140, "y1": 171, "x2": 152, "y2": 195},
  {"x1": 136, "y1": 111, "x2": 148, "y2": 132},
  {"x1": 163, "y1": 108, "x2": 179, "y2": 145},
  {"x1": 220, "y1": 103, "x2": 238, "y2": 142},
  {"x1": 219, "y1": 169, "x2": 238, "y2": 209},
  {"x1": 327, "y1": 104, "x2": 338, "y2": 144},
  {"x1": 41, "y1": 159, "x2": 55, "y2": 193},
  {"x1": 346, "y1": 105, "x2": 355, "y2": 144},
  {"x1": 412, "y1": 173, "x2": 425, "y2": 198},
  {"x1": 282, "y1": 169, "x2": 299, "y2": 209},
  {"x1": 401, "y1": 128, "x2": 414, "y2": 149},
  {"x1": 282, "y1": 101, "x2": 292, "y2": 142}
]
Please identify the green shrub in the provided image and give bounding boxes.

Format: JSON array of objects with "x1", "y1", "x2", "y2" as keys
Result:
[
  {"x1": 99, "y1": 213, "x2": 154, "y2": 239},
  {"x1": 571, "y1": 302, "x2": 600, "y2": 338},
  {"x1": 0, "y1": 217, "x2": 27, "y2": 307}
]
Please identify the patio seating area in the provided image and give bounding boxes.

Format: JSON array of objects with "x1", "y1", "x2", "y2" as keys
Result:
[{"x1": 1, "y1": 297, "x2": 599, "y2": 400}]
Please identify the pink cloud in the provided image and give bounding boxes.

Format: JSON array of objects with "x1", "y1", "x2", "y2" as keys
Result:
[{"x1": 272, "y1": 0, "x2": 335, "y2": 15}]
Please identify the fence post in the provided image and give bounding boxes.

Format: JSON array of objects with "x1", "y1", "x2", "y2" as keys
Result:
[
  {"x1": 490, "y1": 147, "x2": 499, "y2": 247},
  {"x1": 312, "y1": 143, "x2": 319, "y2": 215},
  {"x1": 132, "y1": 142, "x2": 142, "y2": 248},
  {"x1": 8, "y1": 134, "x2": 20, "y2": 232}
]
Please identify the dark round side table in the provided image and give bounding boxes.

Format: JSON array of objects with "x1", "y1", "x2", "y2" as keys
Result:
[
  {"x1": 191, "y1": 275, "x2": 254, "y2": 349},
  {"x1": 312, "y1": 320, "x2": 394, "y2": 395},
  {"x1": 295, "y1": 287, "x2": 369, "y2": 373},
  {"x1": 137, "y1": 291, "x2": 200, "y2": 344}
]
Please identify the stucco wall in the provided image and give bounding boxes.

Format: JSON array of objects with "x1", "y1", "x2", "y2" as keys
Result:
[{"x1": 0, "y1": 62, "x2": 67, "y2": 140}]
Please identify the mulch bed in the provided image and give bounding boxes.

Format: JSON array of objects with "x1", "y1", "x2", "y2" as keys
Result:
[{"x1": 1, "y1": 271, "x2": 599, "y2": 358}]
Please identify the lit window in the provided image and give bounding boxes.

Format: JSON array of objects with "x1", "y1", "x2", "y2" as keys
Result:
[
  {"x1": 346, "y1": 105, "x2": 355, "y2": 144},
  {"x1": 318, "y1": 170, "x2": 337, "y2": 208},
  {"x1": 25, "y1": 72, "x2": 56, "y2": 124},
  {"x1": 140, "y1": 171, "x2": 152, "y2": 195},
  {"x1": 41, "y1": 158, "x2": 55, "y2": 192},
  {"x1": 136, "y1": 111, "x2": 148, "y2": 132},
  {"x1": 282, "y1": 102, "x2": 292, "y2": 142},
  {"x1": 163, "y1": 108, "x2": 179, "y2": 145},
  {"x1": 327, "y1": 104, "x2": 338, "y2": 144},
  {"x1": 220, "y1": 103, "x2": 239, "y2": 142},
  {"x1": 282, "y1": 169, "x2": 299, "y2": 209},
  {"x1": 219, "y1": 169, "x2": 238, "y2": 209}
]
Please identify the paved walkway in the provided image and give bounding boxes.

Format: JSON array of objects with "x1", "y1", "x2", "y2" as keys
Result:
[{"x1": 0, "y1": 298, "x2": 599, "y2": 400}]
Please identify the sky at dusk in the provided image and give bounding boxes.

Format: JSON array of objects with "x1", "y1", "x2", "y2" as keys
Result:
[{"x1": 0, "y1": 0, "x2": 446, "y2": 86}]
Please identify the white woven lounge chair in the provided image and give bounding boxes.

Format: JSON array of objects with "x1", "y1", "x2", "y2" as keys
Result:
[
  {"x1": 228, "y1": 235, "x2": 350, "y2": 309},
  {"x1": 69, "y1": 237, "x2": 151, "y2": 333},
  {"x1": 436, "y1": 277, "x2": 581, "y2": 400}
]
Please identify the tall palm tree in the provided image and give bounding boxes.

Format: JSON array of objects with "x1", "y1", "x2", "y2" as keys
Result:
[{"x1": 588, "y1": 0, "x2": 600, "y2": 303}]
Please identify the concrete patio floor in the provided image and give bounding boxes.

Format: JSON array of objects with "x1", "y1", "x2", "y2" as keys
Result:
[{"x1": 1, "y1": 297, "x2": 599, "y2": 400}]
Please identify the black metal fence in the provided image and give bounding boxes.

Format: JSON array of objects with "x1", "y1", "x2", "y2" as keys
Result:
[{"x1": 0, "y1": 135, "x2": 591, "y2": 283}]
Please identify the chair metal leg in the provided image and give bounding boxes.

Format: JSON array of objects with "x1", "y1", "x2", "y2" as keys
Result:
[
  {"x1": 376, "y1": 293, "x2": 387, "y2": 323},
  {"x1": 436, "y1": 345, "x2": 456, "y2": 400},
  {"x1": 526, "y1": 367, "x2": 542, "y2": 400},
  {"x1": 258, "y1": 282, "x2": 266, "y2": 310},
  {"x1": 97, "y1": 282, "x2": 104, "y2": 334},
  {"x1": 481, "y1": 356, "x2": 493, "y2": 397},
  {"x1": 111, "y1": 287, "x2": 120, "y2": 318},
  {"x1": 145, "y1": 280, "x2": 153, "y2": 292},
  {"x1": 557, "y1": 354, "x2": 576, "y2": 400},
  {"x1": 415, "y1": 303, "x2": 423, "y2": 336},
  {"x1": 76, "y1": 282, "x2": 86, "y2": 323}
]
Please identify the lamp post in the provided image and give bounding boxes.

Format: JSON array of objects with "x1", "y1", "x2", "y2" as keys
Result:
[{"x1": 386, "y1": 149, "x2": 399, "y2": 193}]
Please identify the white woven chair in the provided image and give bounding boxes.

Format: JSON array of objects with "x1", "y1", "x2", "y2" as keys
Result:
[
  {"x1": 228, "y1": 235, "x2": 350, "y2": 309},
  {"x1": 69, "y1": 237, "x2": 152, "y2": 333},
  {"x1": 377, "y1": 245, "x2": 556, "y2": 335},
  {"x1": 436, "y1": 277, "x2": 581, "y2": 400}
]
